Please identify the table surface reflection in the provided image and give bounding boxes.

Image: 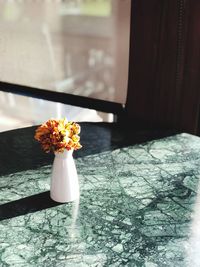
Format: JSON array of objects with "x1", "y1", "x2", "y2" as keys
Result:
[{"x1": 0, "y1": 123, "x2": 200, "y2": 267}]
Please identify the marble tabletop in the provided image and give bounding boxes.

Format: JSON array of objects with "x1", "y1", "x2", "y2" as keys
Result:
[{"x1": 0, "y1": 124, "x2": 200, "y2": 267}]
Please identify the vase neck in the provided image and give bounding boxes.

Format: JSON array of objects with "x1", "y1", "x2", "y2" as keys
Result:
[{"x1": 54, "y1": 150, "x2": 73, "y2": 158}]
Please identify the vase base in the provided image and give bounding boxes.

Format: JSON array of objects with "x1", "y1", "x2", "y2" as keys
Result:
[{"x1": 50, "y1": 192, "x2": 79, "y2": 203}]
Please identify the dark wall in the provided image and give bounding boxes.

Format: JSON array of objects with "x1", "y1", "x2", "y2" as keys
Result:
[{"x1": 126, "y1": 0, "x2": 200, "y2": 135}]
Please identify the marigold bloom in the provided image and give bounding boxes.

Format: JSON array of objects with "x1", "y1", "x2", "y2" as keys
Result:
[{"x1": 34, "y1": 118, "x2": 82, "y2": 153}]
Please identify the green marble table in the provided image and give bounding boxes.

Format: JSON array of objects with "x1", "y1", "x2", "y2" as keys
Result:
[{"x1": 0, "y1": 124, "x2": 200, "y2": 267}]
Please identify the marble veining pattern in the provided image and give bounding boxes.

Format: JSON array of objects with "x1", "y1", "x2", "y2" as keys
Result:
[{"x1": 0, "y1": 133, "x2": 200, "y2": 266}]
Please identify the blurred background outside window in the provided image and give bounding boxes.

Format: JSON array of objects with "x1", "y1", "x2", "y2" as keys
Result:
[{"x1": 0, "y1": 0, "x2": 131, "y2": 132}]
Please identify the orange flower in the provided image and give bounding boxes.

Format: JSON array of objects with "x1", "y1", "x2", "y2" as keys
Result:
[{"x1": 34, "y1": 118, "x2": 82, "y2": 153}]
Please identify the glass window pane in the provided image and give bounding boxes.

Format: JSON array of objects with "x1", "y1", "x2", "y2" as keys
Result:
[{"x1": 0, "y1": 91, "x2": 113, "y2": 132}]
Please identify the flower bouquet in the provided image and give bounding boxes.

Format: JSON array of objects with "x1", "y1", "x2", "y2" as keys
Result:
[
  {"x1": 34, "y1": 118, "x2": 82, "y2": 153},
  {"x1": 35, "y1": 118, "x2": 82, "y2": 203}
]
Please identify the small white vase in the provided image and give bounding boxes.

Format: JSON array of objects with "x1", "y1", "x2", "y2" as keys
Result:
[{"x1": 50, "y1": 150, "x2": 79, "y2": 203}]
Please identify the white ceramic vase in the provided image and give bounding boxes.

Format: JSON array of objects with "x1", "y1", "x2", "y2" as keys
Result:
[{"x1": 50, "y1": 150, "x2": 79, "y2": 203}]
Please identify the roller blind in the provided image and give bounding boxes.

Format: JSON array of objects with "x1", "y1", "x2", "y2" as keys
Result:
[{"x1": 0, "y1": 0, "x2": 131, "y2": 104}]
